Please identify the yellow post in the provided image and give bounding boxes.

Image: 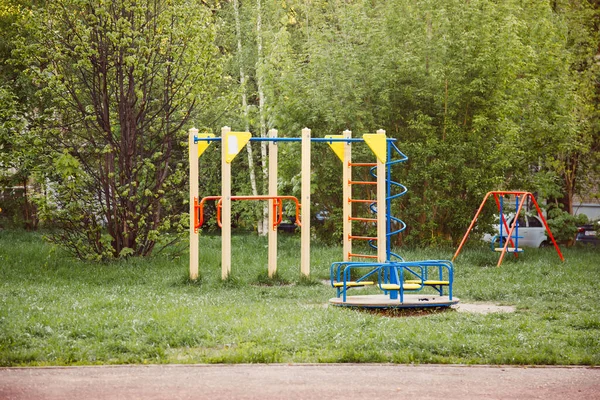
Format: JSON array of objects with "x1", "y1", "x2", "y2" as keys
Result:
[
  {"x1": 342, "y1": 130, "x2": 352, "y2": 261},
  {"x1": 376, "y1": 129, "x2": 386, "y2": 263},
  {"x1": 189, "y1": 128, "x2": 199, "y2": 280},
  {"x1": 301, "y1": 128, "x2": 311, "y2": 276},
  {"x1": 268, "y1": 129, "x2": 278, "y2": 277},
  {"x1": 221, "y1": 126, "x2": 232, "y2": 279}
]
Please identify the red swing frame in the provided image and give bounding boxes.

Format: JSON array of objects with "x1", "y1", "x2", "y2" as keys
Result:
[{"x1": 452, "y1": 191, "x2": 564, "y2": 267}]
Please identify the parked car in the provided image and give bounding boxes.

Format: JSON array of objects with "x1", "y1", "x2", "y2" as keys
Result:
[
  {"x1": 575, "y1": 222, "x2": 599, "y2": 246},
  {"x1": 277, "y1": 216, "x2": 298, "y2": 233},
  {"x1": 483, "y1": 214, "x2": 549, "y2": 248},
  {"x1": 278, "y1": 209, "x2": 330, "y2": 233}
]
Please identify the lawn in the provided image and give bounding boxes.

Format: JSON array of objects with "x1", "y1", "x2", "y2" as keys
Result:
[{"x1": 0, "y1": 230, "x2": 599, "y2": 366}]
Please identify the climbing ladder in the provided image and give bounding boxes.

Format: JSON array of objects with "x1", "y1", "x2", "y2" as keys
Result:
[
  {"x1": 329, "y1": 131, "x2": 454, "y2": 305},
  {"x1": 346, "y1": 160, "x2": 380, "y2": 260}
]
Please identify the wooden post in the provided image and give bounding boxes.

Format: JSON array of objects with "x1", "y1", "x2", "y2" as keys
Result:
[
  {"x1": 301, "y1": 128, "x2": 311, "y2": 276},
  {"x1": 221, "y1": 126, "x2": 232, "y2": 279},
  {"x1": 376, "y1": 129, "x2": 386, "y2": 263},
  {"x1": 268, "y1": 129, "x2": 278, "y2": 277},
  {"x1": 189, "y1": 128, "x2": 199, "y2": 280},
  {"x1": 342, "y1": 130, "x2": 352, "y2": 262}
]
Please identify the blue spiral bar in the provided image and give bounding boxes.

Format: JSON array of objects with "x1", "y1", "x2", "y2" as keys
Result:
[{"x1": 367, "y1": 141, "x2": 408, "y2": 262}]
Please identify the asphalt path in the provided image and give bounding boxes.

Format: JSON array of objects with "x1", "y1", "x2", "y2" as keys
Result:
[{"x1": 1, "y1": 364, "x2": 599, "y2": 400}]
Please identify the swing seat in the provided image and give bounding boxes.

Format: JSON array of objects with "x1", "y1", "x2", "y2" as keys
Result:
[
  {"x1": 490, "y1": 235, "x2": 523, "y2": 252},
  {"x1": 493, "y1": 247, "x2": 523, "y2": 253}
]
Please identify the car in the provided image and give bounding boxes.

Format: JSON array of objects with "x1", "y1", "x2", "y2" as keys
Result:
[
  {"x1": 575, "y1": 222, "x2": 600, "y2": 246},
  {"x1": 277, "y1": 216, "x2": 298, "y2": 233},
  {"x1": 483, "y1": 214, "x2": 549, "y2": 248},
  {"x1": 278, "y1": 209, "x2": 330, "y2": 233}
]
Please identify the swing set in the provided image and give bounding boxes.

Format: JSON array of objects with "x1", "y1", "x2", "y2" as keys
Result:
[{"x1": 452, "y1": 191, "x2": 564, "y2": 267}]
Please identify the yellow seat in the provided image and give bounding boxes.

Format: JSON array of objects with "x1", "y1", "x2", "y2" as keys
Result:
[
  {"x1": 380, "y1": 283, "x2": 421, "y2": 291},
  {"x1": 406, "y1": 280, "x2": 450, "y2": 286},
  {"x1": 332, "y1": 281, "x2": 375, "y2": 287}
]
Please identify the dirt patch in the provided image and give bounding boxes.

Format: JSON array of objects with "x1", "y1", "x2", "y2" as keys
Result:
[
  {"x1": 364, "y1": 306, "x2": 454, "y2": 318},
  {"x1": 452, "y1": 303, "x2": 516, "y2": 314}
]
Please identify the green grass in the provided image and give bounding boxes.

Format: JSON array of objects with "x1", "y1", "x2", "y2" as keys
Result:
[{"x1": 0, "y1": 230, "x2": 599, "y2": 366}]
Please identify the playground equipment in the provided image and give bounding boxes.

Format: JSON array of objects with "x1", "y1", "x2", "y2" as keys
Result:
[
  {"x1": 189, "y1": 127, "x2": 311, "y2": 280},
  {"x1": 326, "y1": 131, "x2": 456, "y2": 308},
  {"x1": 452, "y1": 191, "x2": 564, "y2": 267},
  {"x1": 189, "y1": 127, "x2": 458, "y2": 308}
]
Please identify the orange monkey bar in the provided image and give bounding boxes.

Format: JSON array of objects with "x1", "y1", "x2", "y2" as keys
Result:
[
  {"x1": 194, "y1": 195, "x2": 301, "y2": 233},
  {"x1": 349, "y1": 216, "x2": 378, "y2": 223},
  {"x1": 348, "y1": 162, "x2": 376, "y2": 167},
  {"x1": 348, "y1": 181, "x2": 377, "y2": 185},
  {"x1": 452, "y1": 191, "x2": 564, "y2": 267},
  {"x1": 349, "y1": 253, "x2": 378, "y2": 259},
  {"x1": 349, "y1": 235, "x2": 377, "y2": 241},
  {"x1": 348, "y1": 198, "x2": 375, "y2": 204}
]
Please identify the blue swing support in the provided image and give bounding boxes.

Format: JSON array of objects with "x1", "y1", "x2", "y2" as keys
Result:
[{"x1": 490, "y1": 195, "x2": 524, "y2": 254}]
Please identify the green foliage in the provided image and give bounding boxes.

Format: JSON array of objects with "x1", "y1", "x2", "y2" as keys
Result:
[
  {"x1": 547, "y1": 206, "x2": 589, "y2": 244},
  {"x1": 2, "y1": 0, "x2": 599, "y2": 254},
  {"x1": 0, "y1": 1, "x2": 44, "y2": 230},
  {"x1": 11, "y1": 0, "x2": 222, "y2": 259},
  {"x1": 212, "y1": 0, "x2": 600, "y2": 246}
]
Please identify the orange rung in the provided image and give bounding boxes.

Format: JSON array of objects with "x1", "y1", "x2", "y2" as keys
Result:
[
  {"x1": 348, "y1": 162, "x2": 376, "y2": 167},
  {"x1": 348, "y1": 199, "x2": 374, "y2": 203},
  {"x1": 349, "y1": 253, "x2": 378, "y2": 259},
  {"x1": 349, "y1": 235, "x2": 377, "y2": 241},
  {"x1": 348, "y1": 180, "x2": 377, "y2": 185},
  {"x1": 349, "y1": 217, "x2": 377, "y2": 223}
]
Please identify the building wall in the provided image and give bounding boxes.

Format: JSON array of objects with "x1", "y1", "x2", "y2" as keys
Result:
[{"x1": 573, "y1": 203, "x2": 600, "y2": 221}]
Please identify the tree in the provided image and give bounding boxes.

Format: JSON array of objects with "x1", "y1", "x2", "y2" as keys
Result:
[
  {"x1": 246, "y1": 0, "x2": 600, "y2": 245},
  {"x1": 546, "y1": 0, "x2": 600, "y2": 214},
  {"x1": 14, "y1": 0, "x2": 222, "y2": 259},
  {"x1": 0, "y1": 0, "x2": 47, "y2": 230}
]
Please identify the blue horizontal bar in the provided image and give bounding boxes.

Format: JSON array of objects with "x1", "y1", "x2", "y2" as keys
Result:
[{"x1": 194, "y1": 136, "x2": 397, "y2": 144}]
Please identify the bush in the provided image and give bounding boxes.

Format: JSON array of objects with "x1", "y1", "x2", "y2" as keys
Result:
[{"x1": 546, "y1": 207, "x2": 588, "y2": 246}]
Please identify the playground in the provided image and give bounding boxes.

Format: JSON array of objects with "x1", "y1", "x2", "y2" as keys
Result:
[
  {"x1": 1, "y1": 126, "x2": 598, "y2": 367},
  {"x1": 188, "y1": 127, "x2": 569, "y2": 312}
]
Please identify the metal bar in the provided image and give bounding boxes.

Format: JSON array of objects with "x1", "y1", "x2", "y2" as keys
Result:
[
  {"x1": 348, "y1": 181, "x2": 377, "y2": 185},
  {"x1": 452, "y1": 191, "x2": 494, "y2": 261},
  {"x1": 349, "y1": 235, "x2": 377, "y2": 241},
  {"x1": 349, "y1": 253, "x2": 378, "y2": 259},
  {"x1": 348, "y1": 162, "x2": 376, "y2": 167},
  {"x1": 515, "y1": 195, "x2": 520, "y2": 249},
  {"x1": 529, "y1": 194, "x2": 564, "y2": 261},
  {"x1": 348, "y1": 217, "x2": 377, "y2": 222},
  {"x1": 194, "y1": 136, "x2": 398, "y2": 144}
]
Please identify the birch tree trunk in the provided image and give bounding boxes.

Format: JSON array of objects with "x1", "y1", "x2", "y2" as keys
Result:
[
  {"x1": 256, "y1": 0, "x2": 269, "y2": 236},
  {"x1": 233, "y1": 0, "x2": 262, "y2": 234}
]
